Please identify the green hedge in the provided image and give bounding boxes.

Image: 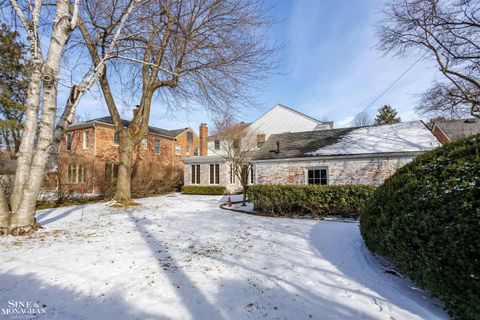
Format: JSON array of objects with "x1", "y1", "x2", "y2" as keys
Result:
[
  {"x1": 181, "y1": 185, "x2": 226, "y2": 195},
  {"x1": 247, "y1": 184, "x2": 376, "y2": 218},
  {"x1": 360, "y1": 134, "x2": 480, "y2": 320}
]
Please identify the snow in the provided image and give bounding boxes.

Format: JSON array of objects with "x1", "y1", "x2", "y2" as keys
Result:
[
  {"x1": 0, "y1": 194, "x2": 448, "y2": 319},
  {"x1": 306, "y1": 121, "x2": 442, "y2": 156}
]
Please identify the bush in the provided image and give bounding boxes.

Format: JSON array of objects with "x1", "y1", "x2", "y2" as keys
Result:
[
  {"x1": 360, "y1": 134, "x2": 480, "y2": 320},
  {"x1": 247, "y1": 184, "x2": 376, "y2": 218},
  {"x1": 182, "y1": 185, "x2": 226, "y2": 195}
]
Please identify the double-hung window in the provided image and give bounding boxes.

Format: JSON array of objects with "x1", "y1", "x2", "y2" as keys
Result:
[
  {"x1": 210, "y1": 164, "x2": 220, "y2": 184},
  {"x1": 154, "y1": 140, "x2": 160, "y2": 155},
  {"x1": 83, "y1": 131, "x2": 89, "y2": 149},
  {"x1": 191, "y1": 165, "x2": 200, "y2": 184},
  {"x1": 66, "y1": 134, "x2": 72, "y2": 151},
  {"x1": 307, "y1": 168, "x2": 328, "y2": 185}
]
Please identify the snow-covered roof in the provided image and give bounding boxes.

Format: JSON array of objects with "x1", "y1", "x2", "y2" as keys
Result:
[{"x1": 253, "y1": 121, "x2": 441, "y2": 161}]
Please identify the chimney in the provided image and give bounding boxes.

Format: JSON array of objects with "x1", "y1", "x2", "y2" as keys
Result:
[{"x1": 199, "y1": 123, "x2": 208, "y2": 156}]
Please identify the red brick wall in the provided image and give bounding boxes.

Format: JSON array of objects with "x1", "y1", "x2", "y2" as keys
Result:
[{"x1": 47, "y1": 123, "x2": 198, "y2": 194}]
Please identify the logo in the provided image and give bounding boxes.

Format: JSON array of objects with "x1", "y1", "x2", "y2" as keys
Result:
[{"x1": 1, "y1": 300, "x2": 47, "y2": 319}]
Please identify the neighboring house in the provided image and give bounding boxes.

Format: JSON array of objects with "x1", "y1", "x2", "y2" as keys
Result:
[
  {"x1": 183, "y1": 104, "x2": 333, "y2": 193},
  {"x1": 44, "y1": 116, "x2": 200, "y2": 194},
  {"x1": 431, "y1": 118, "x2": 480, "y2": 144},
  {"x1": 252, "y1": 121, "x2": 441, "y2": 186}
]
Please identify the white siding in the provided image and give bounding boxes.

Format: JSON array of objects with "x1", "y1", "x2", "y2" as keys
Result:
[{"x1": 248, "y1": 104, "x2": 330, "y2": 140}]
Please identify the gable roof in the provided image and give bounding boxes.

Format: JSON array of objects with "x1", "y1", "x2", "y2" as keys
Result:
[
  {"x1": 252, "y1": 104, "x2": 333, "y2": 128},
  {"x1": 73, "y1": 116, "x2": 188, "y2": 139},
  {"x1": 433, "y1": 118, "x2": 480, "y2": 142},
  {"x1": 253, "y1": 121, "x2": 441, "y2": 161}
]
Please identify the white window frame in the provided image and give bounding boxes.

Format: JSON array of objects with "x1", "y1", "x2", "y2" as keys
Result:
[
  {"x1": 209, "y1": 163, "x2": 220, "y2": 185},
  {"x1": 83, "y1": 131, "x2": 89, "y2": 149},
  {"x1": 142, "y1": 138, "x2": 148, "y2": 150},
  {"x1": 186, "y1": 145, "x2": 190, "y2": 156},
  {"x1": 175, "y1": 144, "x2": 181, "y2": 155},
  {"x1": 214, "y1": 140, "x2": 221, "y2": 150},
  {"x1": 191, "y1": 164, "x2": 200, "y2": 184}
]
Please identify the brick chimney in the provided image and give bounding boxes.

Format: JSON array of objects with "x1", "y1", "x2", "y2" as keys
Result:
[{"x1": 199, "y1": 123, "x2": 208, "y2": 156}]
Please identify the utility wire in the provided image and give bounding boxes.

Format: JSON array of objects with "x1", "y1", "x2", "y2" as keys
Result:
[{"x1": 350, "y1": 52, "x2": 428, "y2": 125}]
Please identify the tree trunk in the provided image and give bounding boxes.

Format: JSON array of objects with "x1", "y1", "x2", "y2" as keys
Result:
[
  {"x1": 0, "y1": 188, "x2": 10, "y2": 235},
  {"x1": 6, "y1": 0, "x2": 74, "y2": 236},
  {"x1": 113, "y1": 129, "x2": 135, "y2": 206},
  {"x1": 242, "y1": 184, "x2": 247, "y2": 207},
  {"x1": 9, "y1": 62, "x2": 43, "y2": 212}
]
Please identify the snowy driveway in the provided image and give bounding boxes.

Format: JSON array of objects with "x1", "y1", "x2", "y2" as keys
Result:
[{"x1": 0, "y1": 194, "x2": 447, "y2": 320}]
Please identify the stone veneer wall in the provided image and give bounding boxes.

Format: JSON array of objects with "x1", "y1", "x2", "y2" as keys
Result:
[
  {"x1": 183, "y1": 161, "x2": 242, "y2": 193},
  {"x1": 254, "y1": 155, "x2": 416, "y2": 186}
]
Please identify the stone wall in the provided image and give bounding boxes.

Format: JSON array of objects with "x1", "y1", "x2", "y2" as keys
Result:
[{"x1": 254, "y1": 155, "x2": 416, "y2": 186}]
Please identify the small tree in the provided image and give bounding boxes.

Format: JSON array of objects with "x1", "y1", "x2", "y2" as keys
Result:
[
  {"x1": 374, "y1": 105, "x2": 401, "y2": 125},
  {"x1": 215, "y1": 121, "x2": 257, "y2": 206}
]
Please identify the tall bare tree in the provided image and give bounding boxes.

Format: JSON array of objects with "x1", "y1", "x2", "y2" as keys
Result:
[
  {"x1": 377, "y1": 0, "x2": 480, "y2": 119},
  {"x1": 78, "y1": 0, "x2": 278, "y2": 205},
  {"x1": 0, "y1": 0, "x2": 135, "y2": 236}
]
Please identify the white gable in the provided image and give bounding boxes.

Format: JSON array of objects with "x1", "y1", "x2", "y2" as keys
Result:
[
  {"x1": 306, "y1": 121, "x2": 441, "y2": 156},
  {"x1": 248, "y1": 104, "x2": 330, "y2": 139}
]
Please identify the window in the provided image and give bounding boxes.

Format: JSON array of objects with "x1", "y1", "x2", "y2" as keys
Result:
[
  {"x1": 186, "y1": 145, "x2": 190, "y2": 156},
  {"x1": 194, "y1": 148, "x2": 199, "y2": 156},
  {"x1": 191, "y1": 165, "x2": 200, "y2": 184},
  {"x1": 105, "y1": 163, "x2": 119, "y2": 182},
  {"x1": 187, "y1": 131, "x2": 193, "y2": 143},
  {"x1": 214, "y1": 140, "x2": 220, "y2": 150},
  {"x1": 154, "y1": 140, "x2": 160, "y2": 155},
  {"x1": 83, "y1": 131, "x2": 89, "y2": 149},
  {"x1": 175, "y1": 144, "x2": 181, "y2": 155},
  {"x1": 114, "y1": 131, "x2": 119, "y2": 145},
  {"x1": 142, "y1": 138, "x2": 148, "y2": 150},
  {"x1": 230, "y1": 165, "x2": 236, "y2": 184},
  {"x1": 68, "y1": 164, "x2": 86, "y2": 183},
  {"x1": 66, "y1": 134, "x2": 72, "y2": 151},
  {"x1": 307, "y1": 168, "x2": 328, "y2": 185},
  {"x1": 210, "y1": 164, "x2": 220, "y2": 184},
  {"x1": 250, "y1": 166, "x2": 254, "y2": 184},
  {"x1": 256, "y1": 134, "x2": 266, "y2": 148}
]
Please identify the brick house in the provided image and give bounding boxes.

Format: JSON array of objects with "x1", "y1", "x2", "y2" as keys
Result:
[
  {"x1": 183, "y1": 104, "x2": 333, "y2": 193},
  {"x1": 252, "y1": 121, "x2": 441, "y2": 186},
  {"x1": 46, "y1": 116, "x2": 200, "y2": 194}
]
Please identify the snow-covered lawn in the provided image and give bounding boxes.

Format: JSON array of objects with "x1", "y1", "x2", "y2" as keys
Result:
[{"x1": 0, "y1": 194, "x2": 448, "y2": 320}]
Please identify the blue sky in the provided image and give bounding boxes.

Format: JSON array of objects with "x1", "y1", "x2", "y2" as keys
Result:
[{"x1": 72, "y1": 0, "x2": 440, "y2": 131}]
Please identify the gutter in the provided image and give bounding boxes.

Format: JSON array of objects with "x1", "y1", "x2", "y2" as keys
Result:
[{"x1": 251, "y1": 151, "x2": 426, "y2": 163}]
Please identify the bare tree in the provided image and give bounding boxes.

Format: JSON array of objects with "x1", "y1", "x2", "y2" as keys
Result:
[
  {"x1": 377, "y1": 0, "x2": 480, "y2": 118},
  {"x1": 0, "y1": 0, "x2": 135, "y2": 236},
  {"x1": 78, "y1": 0, "x2": 278, "y2": 206},
  {"x1": 352, "y1": 110, "x2": 373, "y2": 127},
  {"x1": 215, "y1": 120, "x2": 257, "y2": 206}
]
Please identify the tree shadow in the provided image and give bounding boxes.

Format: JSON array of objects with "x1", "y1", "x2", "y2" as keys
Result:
[
  {"x1": 36, "y1": 206, "x2": 82, "y2": 225},
  {"x1": 308, "y1": 221, "x2": 449, "y2": 319},
  {"x1": 127, "y1": 212, "x2": 224, "y2": 320},
  {"x1": 0, "y1": 271, "x2": 164, "y2": 319}
]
